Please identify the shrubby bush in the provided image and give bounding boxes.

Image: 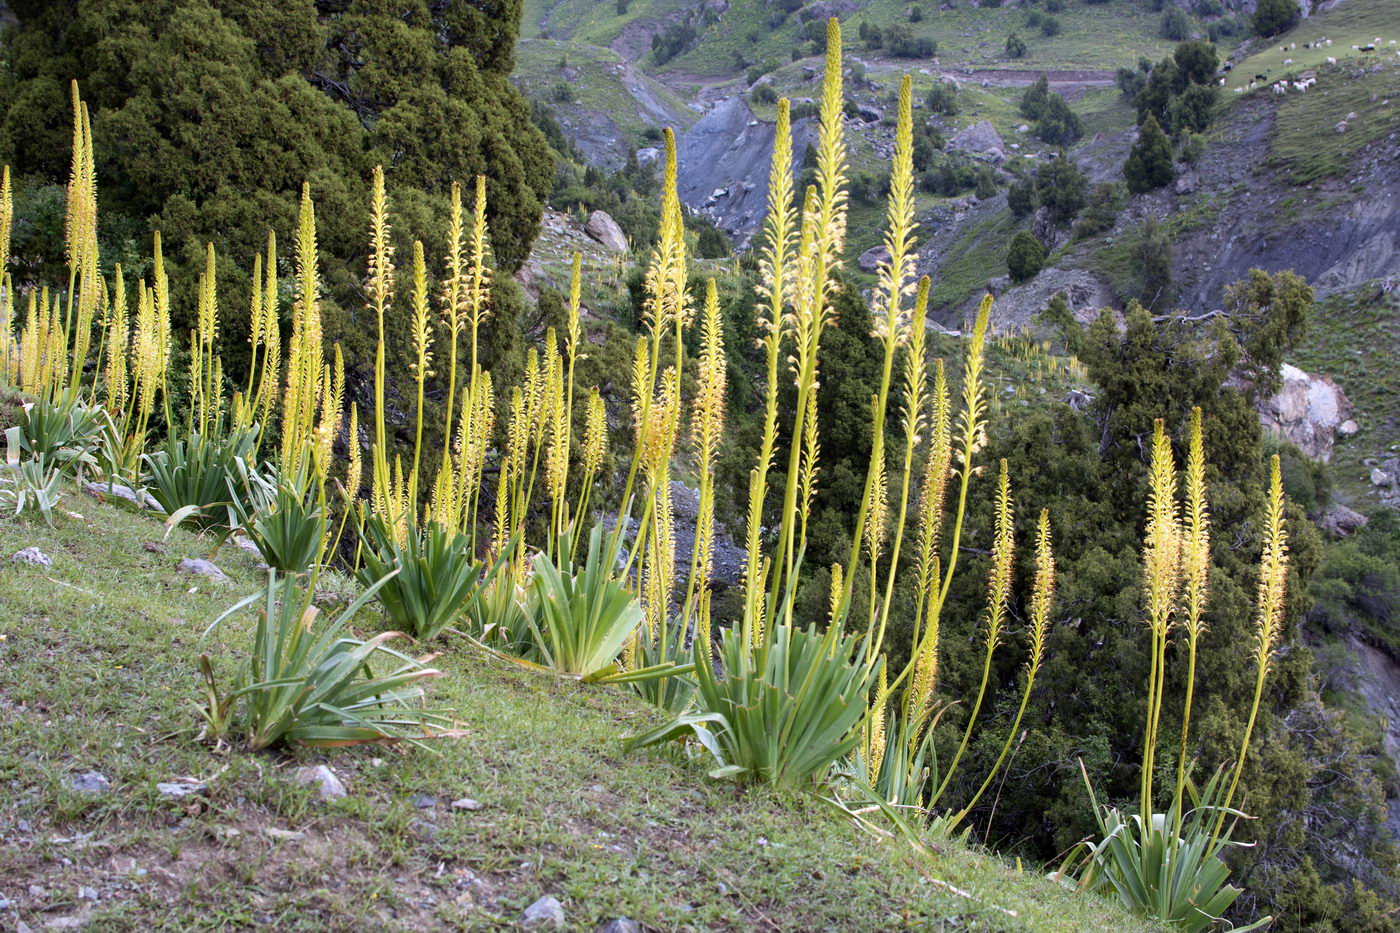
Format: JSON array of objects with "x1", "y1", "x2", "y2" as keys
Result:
[{"x1": 1007, "y1": 230, "x2": 1046, "y2": 282}]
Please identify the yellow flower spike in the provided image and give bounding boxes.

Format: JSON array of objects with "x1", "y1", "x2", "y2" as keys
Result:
[
  {"x1": 104, "y1": 264, "x2": 129, "y2": 415},
  {"x1": 367, "y1": 165, "x2": 395, "y2": 512},
  {"x1": 408, "y1": 239, "x2": 433, "y2": 506},
  {"x1": 931, "y1": 458, "x2": 1014, "y2": 810},
  {"x1": 1173, "y1": 406, "x2": 1212, "y2": 834},
  {"x1": 345, "y1": 402, "x2": 362, "y2": 502},
  {"x1": 283, "y1": 183, "x2": 324, "y2": 473},
  {"x1": 1214, "y1": 454, "x2": 1289, "y2": 846},
  {"x1": 256, "y1": 231, "x2": 281, "y2": 427},
  {"x1": 867, "y1": 666, "x2": 888, "y2": 786}
]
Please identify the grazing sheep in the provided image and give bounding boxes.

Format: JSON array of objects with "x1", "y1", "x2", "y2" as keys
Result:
[
  {"x1": 1283, "y1": 58, "x2": 1293, "y2": 65},
  {"x1": 1327, "y1": 56, "x2": 1337, "y2": 64}
]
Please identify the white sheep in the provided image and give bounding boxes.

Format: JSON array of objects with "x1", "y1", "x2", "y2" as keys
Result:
[
  {"x1": 1290, "y1": 42, "x2": 1297, "y2": 50},
  {"x1": 1283, "y1": 58, "x2": 1293, "y2": 65},
  {"x1": 1327, "y1": 56, "x2": 1337, "y2": 64},
  {"x1": 1234, "y1": 87, "x2": 1244, "y2": 94}
]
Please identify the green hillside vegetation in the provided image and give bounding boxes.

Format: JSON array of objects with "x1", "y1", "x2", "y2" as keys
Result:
[
  {"x1": 1292, "y1": 288, "x2": 1400, "y2": 505},
  {"x1": 1225, "y1": 0, "x2": 1400, "y2": 93},
  {"x1": 0, "y1": 484, "x2": 1161, "y2": 931},
  {"x1": 1267, "y1": 59, "x2": 1400, "y2": 184},
  {"x1": 515, "y1": 38, "x2": 696, "y2": 151}
]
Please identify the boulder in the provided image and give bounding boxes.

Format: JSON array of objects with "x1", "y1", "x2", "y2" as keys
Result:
[
  {"x1": 949, "y1": 120, "x2": 1006, "y2": 163},
  {"x1": 636, "y1": 147, "x2": 661, "y2": 166},
  {"x1": 858, "y1": 245, "x2": 891, "y2": 273},
  {"x1": 1254, "y1": 363, "x2": 1353, "y2": 461},
  {"x1": 1319, "y1": 502, "x2": 1368, "y2": 537},
  {"x1": 584, "y1": 210, "x2": 629, "y2": 252}
]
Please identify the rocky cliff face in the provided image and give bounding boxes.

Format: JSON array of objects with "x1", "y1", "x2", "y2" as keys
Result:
[{"x1": 677, "y1": 97, "x2": 814, "y2": 249}]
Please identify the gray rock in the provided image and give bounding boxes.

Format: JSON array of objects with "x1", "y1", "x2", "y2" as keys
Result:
[
  {"x1": 1174, "y1": 170, "x2": 1199, "y2": 195},
  {"x1": 156, "y1": 781, "x2": 205, "y2": 799},
  {"x1": 584, "y1": 210, "x2": 629, "y2": 252},
  {"x1": 858, "y1": 245, "x2": 891, "y2": 273},
  {"x1": 12, "y1": 547, "x2": 51, "y2": 567},
  {"x1": 68, "y1": 772, "x2": 110, "y2": 795},
  {"x1": 450, "y1": 797, "x2": 484, "y2": 811},
  {"x1": 1319, "y1": 503, "x2": 1368, "y2": 537},
  {"x1": 410, "y1": 793, "x2": 437, "y2": 809},
  {"x1": 263, "y1": 827, "x2": 305, "y2": 841},
  {"x1": 1253, "y1": 363, "x2": 1353, "y2": 462},
  {"x1": 636, "y1": 147, "x2": 661, "y2": 166},
  {"x1": 949, "y1": 120, "x2": 1006, "y2": 164},
  {"x1": 1370, "y1": 468, "x2": 1391, "y2": 487},
  {"x1": 295, "y1": 765, "x2": 346, "y2": 800},
  {"x1": 596, "y1": 920, "x2": 642, "y2": 933},
  {"x1": 1339, "y1": 418, "x2": 1360, "y2": 436},
  {"x1": 176, "y1": 558, "x2": 229, "y2": 583},
  {"x1": 77, "y1": 887, "x2": 97, "y2": 902},
  {"x1": 83, "y1": 482, "x2": 163, "y2": 512},
  {"x1": 520, "y1": 896, "x2": 566, "y2": 930}
]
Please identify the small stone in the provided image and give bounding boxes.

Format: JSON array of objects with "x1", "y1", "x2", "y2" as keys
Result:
[
  {"x1": 231, "y1": 534, "x2": 261, "y2": 554},
  {"x1": 17, "y1": 819, "x2": 32, "y2": 833},
  {"x1": 409, "y1": 793, "x2": 437, "y2": 809},
  {"x1": 263, "y1": 827, "x2": 305, "y2": 841},
  {"x1": 83, "y1": 482, "x2": 162, "y2": 512},
  {"x1": 12, "y1": 547, "x2": 51, "y2": 567},
  {"x1": 596, "y1": 920, "x2": 642, "y2": 933},
  {"x1": 43, "y1": 917, "x2": 84, "y2": 930},
  {"x1": 68, "y1": 771, "x2": 110, "y2": 795},
  {"x1": 77, "y1": 887, "x2": 97, "y2": 902},
  {"x1": 176, "y1": 558, "x2": 229, "y2": 582},
  {"x1": 156, "y1": 781, "x2": 205, "y2": 799},
  {"x1": 450, "y1": 797, "x2": 484, "y2": 811},
  {"x1": 1339, "y1": 419, "x2": 1359, "y2": 436},
  {"x1": 142, "y1": 542, "x2": 166, "y2": 554},
  {"x1": 1370, "y1": 468, "x2": 1391, "y2": 486},
  {"x1": 295, "y1": 765, "x2": 346, "y2": 800},
  {"x1": 409, "y1": 818, "x2": 440, "y2": 839},
  {"x1": 520, "y1": 896, "x2": 565, "y2": 930}
]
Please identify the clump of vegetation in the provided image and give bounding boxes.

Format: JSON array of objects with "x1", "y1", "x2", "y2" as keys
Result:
[
  {"x1": 1125, "y1": 114, "x2": 1175, "y2": 194},
  {"x1": 1253, "y1": 0, "x2": 1301, "y2": 38},
  {"x1": 1, "y1": 20, "x2": 1394, "y2": 932},
  {"x1": 1020, "y1": 74, "x2": 1083, "y2": 145},
  {"x1": 1008, "y1": 230, "x2": 1047, "y2": 282}
]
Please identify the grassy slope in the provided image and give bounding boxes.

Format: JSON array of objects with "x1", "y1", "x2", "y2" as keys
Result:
[
  {"x1": 1225, "y1": 0, "x2": 1400, "y2": 93},
  {"x1": 526, "y1": 0, "x2": 1189, "y2": 78},
  {"x1": 1291, "y1": 288, "x2": 1400, "y2": 506},
  {"x1": 0, "y1": 488, "x2": 1156, "y2": 931},
  {"x1": 515, "y1": 38, "x2": 696, "y2": 147}
]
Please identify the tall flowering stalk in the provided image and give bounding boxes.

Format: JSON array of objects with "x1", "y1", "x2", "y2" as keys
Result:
[
  {"x1": 103, "y1": 265, "x2": 129, "y2": 415},
  {"x1": 929, "y1": 458, "x2": 1014, "y2": 809},
  {"x1": 367, "y1": 165, "x2": 396, "y2": 523},
  {"x1": 1212, "y1": 455, "x2": 1289, "y2": 847},
  {"x1": 1, "y1": 164, "x2": 15, "y2": 383},
  {"x1": 740, "y1": 95, "x2": 795, "y2": 642},
  {"x1": 1173, "y1": 407, "x2": 1211, "y2": 836},
  {"x1": 282, "y1": 185, "x2": 325, "y2": 474},
  {"x1": 683, "y1": 279, "x2": 727, "y2": 651},
  {"x1": 1140, "y1": 419, "x2": 1181, "y2": 820},
  {"x1": 951, "y1": 509, "x2": 1055, "y2": 829}
]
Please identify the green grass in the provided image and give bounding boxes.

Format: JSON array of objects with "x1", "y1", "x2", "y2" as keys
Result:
[
  {"x1": 1265, "y1": 58, "x2": 1400, "y2": 184},
  {"x1": 0, "y1": 483, "x2": 1160, "y2": 930},
  {"x1": 524, "y1": 0, "x2": 1199, "y2": 79},
  {"x1": 1291, "y1": 288, "x2": 1400, "y2": 506},
  {"x1": 930, "y1": 210, "x2": 1021, "y2": 313},
  {"x1": 1225, "y1": 0, "x2": 1400, "y2": 93},
  {"x1": 514, "y1": 38, "x2": 696, "y2": 148}
]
